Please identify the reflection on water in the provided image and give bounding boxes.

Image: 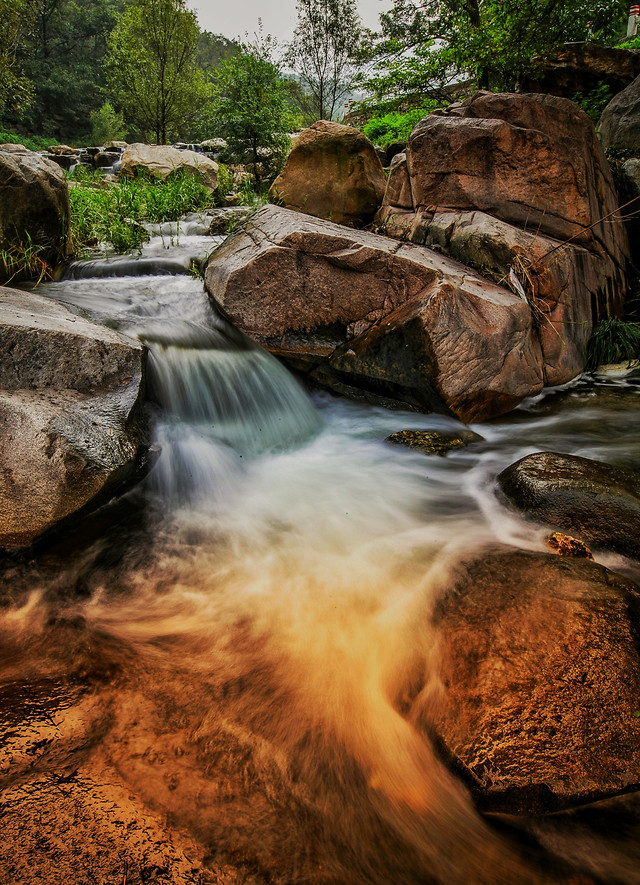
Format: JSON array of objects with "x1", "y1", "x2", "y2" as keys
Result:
[{"x1": 2, "y1": 239, "x2": 640, "y2": 883}]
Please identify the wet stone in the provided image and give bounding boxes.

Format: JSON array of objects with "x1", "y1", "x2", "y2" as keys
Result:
[{"x1": 386, "y1": 428, "x2": 483, "y2": 456}]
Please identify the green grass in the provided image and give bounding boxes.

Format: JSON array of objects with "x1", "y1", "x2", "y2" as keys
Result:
[
  {"x1": 69, "y1": 169, "x2": 216, "y2": 255},
  {"x1": 0, "y1": 129, "x2": 59, "y2": 152},
  {"x1": 0, "y1": 233, "x2": 57, "y2": 285},
  {"x1": 586, "y1": 318, "x2": 640, "y2": 370}
]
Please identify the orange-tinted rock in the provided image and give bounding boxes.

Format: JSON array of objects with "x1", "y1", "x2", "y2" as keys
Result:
[
  {"x1": 269, "y1": 121, "x2": 387, "y2": 227},
  {"x1": 425, "y1": 549, "x2": 640, "y2": 813},
  {"x1": 545, "y1": 531, "x2": 593, "y2": 559}
]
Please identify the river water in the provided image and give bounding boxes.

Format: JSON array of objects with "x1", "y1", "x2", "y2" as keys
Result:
[{"x1": 1, "y1": 227, "x2": 640, "y2": 884}]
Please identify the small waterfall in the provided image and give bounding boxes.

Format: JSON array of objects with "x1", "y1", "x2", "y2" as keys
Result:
[{"x1": 143, "y1": 320, "x2": 321, "y2": 503}]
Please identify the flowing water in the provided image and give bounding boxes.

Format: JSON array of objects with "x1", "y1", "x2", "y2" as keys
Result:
[{"x1": 2, "y1": 229, "x2": 640, "y2": 884}]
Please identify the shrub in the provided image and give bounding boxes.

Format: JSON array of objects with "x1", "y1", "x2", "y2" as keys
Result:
[
  {"x1": 362, "y1": 105, "x2": 442, "y2": 147},
  {"x1": 572, "y1": 83, "x2": 613, "y2": 125},
  {"x1": 90, "y1": 101, "x2": 127, "y2": 145}
]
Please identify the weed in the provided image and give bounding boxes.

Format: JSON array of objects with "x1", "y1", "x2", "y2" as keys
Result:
[
  {"x1": 0, "y1": 233, "x2": 54, "y2": 285},
  {"x1": 586, "y1": 317, "x2": 640, "y2": 370}
]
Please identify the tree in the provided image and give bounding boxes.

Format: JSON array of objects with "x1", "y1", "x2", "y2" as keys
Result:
[
  {"x1": 16, "y1": 0, "x2": 123, "y2": 141},
  {"x1": 0, "y1": 0, "x2": 33, "y2": 120},
  {"x1": 285, "y1": 0, "x2": 362, "y2": 121},
  {"x1": 105, "y1": 0, "x2": 208, "y2": 144},
  {"x1": 210, "y1": 33, "x2": 295, "y2": 188},
  {"x1": 361, "y1": 0, "x2": 628, "y2": 111}
]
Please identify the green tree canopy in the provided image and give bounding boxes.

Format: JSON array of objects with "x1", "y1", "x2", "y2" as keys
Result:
[
  {"x1": 0, "y1": 0, "x2": 34, "y2": 120},
  {"x1": 285, "y1": 0, "x2": 362, "y2": 121},
  {"x1": 361, "y1": 0, "x2": 628, "y2": 112},
  {"x1": 105, "y1": 0, "x2": 208, "y2": 144},
  {"x1": 210, "y1": 33, "x2": 295, "y2": 187}
]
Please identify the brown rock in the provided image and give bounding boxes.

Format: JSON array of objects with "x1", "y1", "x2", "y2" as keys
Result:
[
  {"x1": 497, "y1": 451, "x2": 640, "y2": 560},
  {"x1": 377, "y1": 92, "x2": 629, "y2": 385},
  {"x1": 0, "y1": 287, "x2": 148, "y2": 548},
  {"x1": 426, "y1": 549, "x2": 640, "y2": 813},
  {"x1": 385, "y1": 428, "x2": 483, "y2": 456},
  {"x1": 269, "y1": 120, "x2": 387, "y2": 227},
  {"x1": 545, "y1": 531, "x2": 593, "y2": 559},
  {"x1": 205, "y1": 204, "x2": 544, "y2": 422},
  {"x1": 518, "y1": 42, "x2": 640, "y2": 99},
  {"x1": 0, "y1": 145, "x2": 70, "y2": 281},
  {"x1": 121, "y1": 143, "x2": 218, "y2": 190}
]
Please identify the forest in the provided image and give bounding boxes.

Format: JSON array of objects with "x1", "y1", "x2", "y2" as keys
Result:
[{"x1": 0, "y1": 0, "x2": 632, "y2": 151}]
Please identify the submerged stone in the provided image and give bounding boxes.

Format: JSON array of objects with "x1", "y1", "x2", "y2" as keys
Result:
[
  {"x1": 425, "y1": 549, "x2": 640, "y2": 813},
  {"x1": 386, "y1": 429, "x2": 483, "y2": 456}
]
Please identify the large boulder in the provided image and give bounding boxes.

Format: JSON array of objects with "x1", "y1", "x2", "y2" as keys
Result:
[
  {"x1": 497, "y1": 451, "x2": 640, "y2": 560},
  {"x1": 205, "y1": 204, "x2": 544, "y2": 423},
  {"x1": 0, "y1": 287, "x2": 148, "y2": 548},
  {"x1": 599, "y1": 73, "x2": 640, "y2": 152},
  {"x1": 0, "y1": 145, "x2": 70, "y2": 282},
  {"x1": 121, "y1": 143, "x2": 218, "y2": 191},
  {"x1": 378, "y1": 92, "x2": 629, "y2": 385},
  {"x1": 269, "y1": 121, "x2": 387, "y2": 227},
  {"x1": 518, "y1": 42, "x2": 640, "y2": 99},
  {"x1": 426, "y1": 549, "x2": 640, "y2": 813}
]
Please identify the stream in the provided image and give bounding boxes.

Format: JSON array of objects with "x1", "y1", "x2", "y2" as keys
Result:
[{"x1": 1, "y1": 224, "x2": 640, "y2": 884}]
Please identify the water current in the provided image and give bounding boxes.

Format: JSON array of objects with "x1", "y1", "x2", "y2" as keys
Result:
[{"x1": 2, "y1": 223, "x2": 640, "y2": 884}]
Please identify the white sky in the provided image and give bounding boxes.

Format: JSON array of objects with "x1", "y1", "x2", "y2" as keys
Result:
[{"x1": 188, "y1": 0, "x2": 392, "y2": 46}]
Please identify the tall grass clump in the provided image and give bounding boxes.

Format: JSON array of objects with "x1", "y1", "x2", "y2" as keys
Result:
[
  {"x1": 586, "y1": 317, "x2": 640, "y2": 370},
  {"x1": 0, "y1": 233, "x2": 55, "y2": 285},
  {"x1": 69, "y1": 169, "x2": 215, "y2": 255}
]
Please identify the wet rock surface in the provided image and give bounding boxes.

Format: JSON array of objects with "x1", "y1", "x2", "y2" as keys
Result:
[
  {"x1": 385, "y1": 428, "x2": 483, "y2": 456},
  {"x1": 497, "y1": 451, "x2": 640, "y2": 560},
  {"x1": 269, "y1": 120, "x2": 387, "y2": 227},
  {"x1": 0, "y1": 286, "x2": 147, "y2": 548},
  {"x1": 426, "y1": 549, "x2": 640, "y2": 814},
  {"x1": 205, "y1": 204, "x2": 544, "y2": 423}
]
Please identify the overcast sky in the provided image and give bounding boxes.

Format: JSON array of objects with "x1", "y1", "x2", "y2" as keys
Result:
[{"x1": 188, "y1": 0, "x2": 392, "y2": 45}]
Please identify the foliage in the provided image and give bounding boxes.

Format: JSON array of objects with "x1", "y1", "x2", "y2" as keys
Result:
[
  {"x1": 572, "y1": 83, "x2": 613, "y2": 125},
  {"x1": 362, "y1": 104, "x2": 440, "y2": 144},
  {"x1": 69, "y1": 169, "x2": 214, "y2": 254},
  {"x1": 0, "y1": 0, "x2": 33, "y2": 120},
  {"x1": 90, "y1": 101, "x2": 126, "y2": 145},
  {"x1": 196, "y1": 31, "x2": 238, "y2": 71},
  {"x1": 586, "y1": 317, "x2": 640, "y2": 370},
  {"x1": 14, "y1": 0, "x2": 124, "y2": 142},
  {"x1": 105, "y1": 0, "x2": 209, "y2": 144},
  {"x1": 210, "y1": 32, "x2": 295, "y2": 188},
  {"x1": 284, "y1": 0, "x2": 363, "y2": 121},
  {"x1": 215, "y1": 163, "x2": 234, "y2": 198},
  {"x1": 0, "y1": 127, "x2": 57, "y2": 150},
  {"x1": 360, "y1": 0, "x2": 628, "y2": 111}
]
